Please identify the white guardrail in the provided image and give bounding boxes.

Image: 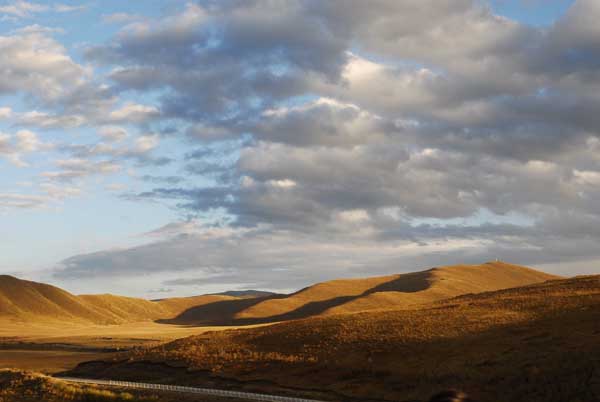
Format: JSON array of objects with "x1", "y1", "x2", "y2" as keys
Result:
[{"x1": 57, "y1": 377, "x2": 329, "y2": 402}]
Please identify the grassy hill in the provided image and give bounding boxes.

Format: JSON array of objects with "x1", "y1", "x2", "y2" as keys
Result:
[
  {"x1": 81, "y1": 275, "x2": 600, "y2": 402},
  {"x1": 166, "y1": 262, "x2": 560, "y2": 324},
  {"x1": 0, "y1": 275, "x2": 113, "y2": 324},
  {"x1": 0, "y1": 276, "x2": 245, "y2": 325},
  {"x1": 1, "y1": 262, "x2": 559, "y2": 326}
]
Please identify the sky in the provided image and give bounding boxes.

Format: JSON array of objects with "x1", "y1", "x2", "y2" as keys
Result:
[{"x1": 2, "y1": 0, "x2": 600, "y2": 298}]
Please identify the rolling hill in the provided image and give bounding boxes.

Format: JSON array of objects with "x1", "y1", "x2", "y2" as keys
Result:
[
  {"x1": 81, "y1": 275, "x2": 600, "y2": 402},
  {"x1": 166, "y1": 261, "x2": 560, "y2": 324},
  {"x1": 1, "y1": 262, "x2": 559, "y2": 326},
  {"x1": 0, "y1": 275, "x2": 111, "y2": 324},
  {"x1": 0, "y1": 276, "x2": 243, "y2": 325}
]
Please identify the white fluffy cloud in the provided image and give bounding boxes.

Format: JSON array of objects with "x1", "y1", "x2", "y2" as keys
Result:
[{"x1": 0, "y1": 31, "x2": 88, "y2": 101}]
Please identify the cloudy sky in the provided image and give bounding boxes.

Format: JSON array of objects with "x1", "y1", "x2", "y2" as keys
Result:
[{"x1": 2, "y1": 0, "x2": 599, "y2": 298}]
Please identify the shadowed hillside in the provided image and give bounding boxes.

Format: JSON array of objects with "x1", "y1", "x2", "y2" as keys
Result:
[
  {"x1": 80, "y1": 275, "x2": 600, "y2": 402},
  {"x1": 153, "y1": 294, "x2": 240, "y2": 314},
  {"x1": 164, "y1": 262, "x2": 560, "y2": 325}
]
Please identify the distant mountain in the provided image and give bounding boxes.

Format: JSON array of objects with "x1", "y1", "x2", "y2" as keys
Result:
[
  {"x1": 164, "y1": 261, "x2": 561, "y2": 325},
  {"x1": 210, "y1": 290, "x2": 278, "y2": 298}
]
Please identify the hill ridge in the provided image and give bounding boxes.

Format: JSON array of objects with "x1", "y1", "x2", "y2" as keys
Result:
[
  {"x1": 0, "y1": 262, "x2": 560, "y2": 326},
  {"x1": 164, "y1": 261, "x2": 560, "y2": 325}
]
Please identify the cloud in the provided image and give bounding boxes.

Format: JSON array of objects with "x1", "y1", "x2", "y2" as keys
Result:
[
  {"x1": 0, "y1": 1, "x2": 86, "y2": 18},
  {"x1": 0, "y1": 1, "x2": 47, "y2": 18},
  {"x1": 56, "y1": 131, "x2": 171, "y2": 170},
  {"x1": 38, "y1": 0, "x2": 600, "y2": 291},
  {"x1": 0, "y1": 130, "x2": 50, "y2": 167},
  {"x1": 0, "y1": 107, "x2": 12, "y2": 118},
  {"x1": 12, "y1": 24, "x2": 65, "y2": 34},
  {"x1": 0, "y1": 193, "x2": 49, "y2": 209},
  {"x1": 97, "y1": 126, "x2": 128, "y2": 142},
  {"x1": 0, "y1": 30, "x2": 88, "y2": 101},
  {"x1": 0, "y1": 182, "x2": 81, "y2": 210},
  {"x1": 53, "y1": 4, "x2": 87, "y2": 13},
  {"x1": 107, "y1": 103, "x2": 160, "y2": 124},
  {"x1": 101, "y1": 12, "x2": 141, "y2": 24},
  {"x1": 41, "y1": 158, "x2": 121, "y2": 182}
]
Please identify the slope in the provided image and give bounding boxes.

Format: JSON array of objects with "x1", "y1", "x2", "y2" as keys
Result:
[{"x1": 0, "y1": 275, "x2": 111, "y2": 324}]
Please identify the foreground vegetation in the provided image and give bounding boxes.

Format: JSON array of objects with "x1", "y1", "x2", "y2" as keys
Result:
[
  {"x1": 0, "y1": 370, "x2": 241, "y2": 402},
  {"x1": 0, "y1": 370, "x2": 146, "y2": 402},
  {"x1": 76, "y1": 276, "x2": 600, "y2": 402}
]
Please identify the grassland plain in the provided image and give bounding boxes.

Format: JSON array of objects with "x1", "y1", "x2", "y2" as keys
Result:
[{"x1": 70, "y1": 275, "x2": 600, "y2": 402}]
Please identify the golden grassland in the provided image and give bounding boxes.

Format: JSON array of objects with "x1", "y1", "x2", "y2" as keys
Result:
[
  {"x1": 0, "y1": 351, "x2": 114, "y2": 374},
  {"x1": 84, "y1": 275, "x2": 600, "y2": 402},
  {"x1": 0, "y1": 370, "x2": 241, "y2": 402},
  {"x1": 0, "y1": 321, "x2": 273, "y2": 375},
  {"x1": 0, "y1": 320, "x2": 272, "y2": 349}
]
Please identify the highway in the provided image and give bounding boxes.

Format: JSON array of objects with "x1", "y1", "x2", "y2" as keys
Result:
[{"x1": 57, "y1": 376, "x2": 329, "y2": 402}]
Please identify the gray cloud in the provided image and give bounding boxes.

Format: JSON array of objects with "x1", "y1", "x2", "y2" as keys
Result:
[{"x1": 54, "y1": 1, "x2": 600, "y2": 292}]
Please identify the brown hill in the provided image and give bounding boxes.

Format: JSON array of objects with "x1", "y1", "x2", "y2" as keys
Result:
[
  {"x1": 0, "y1": 275, "x2": 243, "y2": 325},
  {"x1": 87, "y1": 275, "x2": 600, "y2": 402},
  {"x1": 78, "y1": 294, "x2": 170, "y2": 323},
  {"x1": 0, "y1": 275, "x2": 111, "y2": 324},
  {"x1": 0, "y1": 262, "x2": 559, "y2": 326},
  {"x1": 167, "y1": 261, "x2": 560, "y2": 324}
]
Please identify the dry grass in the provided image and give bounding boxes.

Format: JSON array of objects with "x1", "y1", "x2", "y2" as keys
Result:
[
  {"x1": 0, "y1": 320, "x2": 272, "y2": 352},
  {"x1": 98, "y1": 275, "x2": 600, "y2": 402},
  {"x1": 0, "y1": 370, "x2": 147, "y2": 402},
  {"x1": 0, "y1": 369, "x2": 241, "y2": 402}
]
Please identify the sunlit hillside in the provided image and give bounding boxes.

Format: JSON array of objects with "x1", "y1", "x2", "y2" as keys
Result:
[
  {"x1": 166, "y1": 262, "x2": 560, "y2": 324},
  {"x1": 1, "y1": 262, "x2": 558, "y2": 327},
  {"x1": 0, "y1": 275, "x2": 249, "y2": 325}
]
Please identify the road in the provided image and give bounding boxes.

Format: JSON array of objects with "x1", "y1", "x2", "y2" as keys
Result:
[{"x1": 57, "y1": 376, "x2": 329, "y2": 402}]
